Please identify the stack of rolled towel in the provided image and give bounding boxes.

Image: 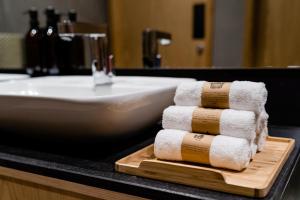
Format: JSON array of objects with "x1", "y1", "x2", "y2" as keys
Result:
[{"x1": 154, "y1": 81, "x2": 268, "y2": 171}]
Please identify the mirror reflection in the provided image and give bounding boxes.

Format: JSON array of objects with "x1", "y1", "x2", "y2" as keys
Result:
[{"x1": 0, "y1": 0, "x2": 299, "y2": 71}]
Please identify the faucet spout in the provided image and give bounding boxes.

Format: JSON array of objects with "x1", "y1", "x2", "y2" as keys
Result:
[
  {"x1": 89, "y1": 34, "x2": 113, "y2": 85},
  {"x1": 59, "y1": 33, "x2": 113, "y2": 86}
]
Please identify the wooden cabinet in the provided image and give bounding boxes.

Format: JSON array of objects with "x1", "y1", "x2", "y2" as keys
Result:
[{"x1": 0, "y1": 166, "x2": 145, "y2": 200}]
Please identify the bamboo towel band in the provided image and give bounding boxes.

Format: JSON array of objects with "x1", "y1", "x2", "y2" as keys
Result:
[
  {"x1": 181, "y1": 133, "x2": 214, "y2": 164},
  {"x1": 191, "y1": 108, "x2": 222, "y2": 135},
  {"x1": 201, "y1": 82, "x2": 231, "y2": 108}
]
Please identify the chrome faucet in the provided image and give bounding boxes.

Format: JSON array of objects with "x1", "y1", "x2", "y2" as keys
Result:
[
  {"x1": 88, "y1": 33, "x2": 113, "y2": 85},
  {"x1": 59, "y1": 33, "x2": 113, "y2": 86},
  {"x1": 142, "y1": 29, "x2": 172, "y2": 68}
]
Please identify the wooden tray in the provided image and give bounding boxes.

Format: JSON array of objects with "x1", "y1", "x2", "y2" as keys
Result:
[{"x1": 115, "y1": 136, "x2": 295, "y2": 198}]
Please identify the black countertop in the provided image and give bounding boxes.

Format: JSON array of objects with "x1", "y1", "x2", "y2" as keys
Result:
[{"x1": 0, "y1": 125, "x2": 299, "y2": 200}]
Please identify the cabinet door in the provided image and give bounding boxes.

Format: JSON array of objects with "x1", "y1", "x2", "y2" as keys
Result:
[{"x1": 109, "y1": 0, "x2": 214, "y2": 68}]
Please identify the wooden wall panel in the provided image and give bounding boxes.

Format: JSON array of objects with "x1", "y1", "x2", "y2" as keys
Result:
[
  {"x1": 245, "y1": 0, "x2": 300, "y2": 67},
  {"x1": 109, "y1": 0, "x2": 213, "y2": 68}
]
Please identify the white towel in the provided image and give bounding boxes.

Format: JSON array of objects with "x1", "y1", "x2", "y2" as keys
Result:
[
  {"x1": 154, "y1": 129, "x2": 251, "y2": 171},
  {"x1": 256, "y1": 109, "x2": 269, "y2": 135},
  {"x1": 162, "y1": 106, "x2": 256, "y2": 141},
  {"x1": 174, "y1": 81, "x2": 267, "y2": 114},
  {"x1": 256, "y1": 127, "x2": 268, "y2": 151},
  {"x1": 250, "y1": 143, "x2": 258, "y2": 159},
  {"x1": 254, "y1": 109, "x2": 268, "y2": 152}
]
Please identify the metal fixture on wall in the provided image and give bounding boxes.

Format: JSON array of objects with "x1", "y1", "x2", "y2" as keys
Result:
[{"x1": 142, "y1": 29, "x2": 172, "y2": 68}]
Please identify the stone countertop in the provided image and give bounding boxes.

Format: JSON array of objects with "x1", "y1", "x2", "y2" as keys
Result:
[{"x1": 0, "y1": 125, "x2": 298, "y2": 200}]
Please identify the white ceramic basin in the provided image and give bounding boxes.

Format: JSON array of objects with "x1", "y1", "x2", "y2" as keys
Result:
[
  {"x1": 0, "y1": 73, "x2": 28, "y2": 82},
  {"x1": 0, "y1": 76, "x2": 195, "y2": 137}
]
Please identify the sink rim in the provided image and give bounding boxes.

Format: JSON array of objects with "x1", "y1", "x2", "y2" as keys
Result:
[
  {"x1": 0, "y1": 73, "x2": 29, "y2": 82},
  {"x1": 0, "y1": 75, "x2": 195, "y2": 103}
]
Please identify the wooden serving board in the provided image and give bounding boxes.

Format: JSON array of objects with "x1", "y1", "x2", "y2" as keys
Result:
[{"x1": 115, "y1": 136, "x2": 295, "y2": 197}]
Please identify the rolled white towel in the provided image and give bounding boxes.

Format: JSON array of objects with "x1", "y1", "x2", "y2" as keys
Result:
[
  {"x1": 162, "y1": 106, "x2": 256, "y2": 141},
  {"x1": 256, "y1": 127, "x2": 268, "y2": 151},
  {"x1": 250, "y1": 143, "x2": 258, "y2": 159},
  {"x1": 243, "y1": 112, "x2": 266, "y2": 157},
  {"x1": 154, "y1": 129, "x2": 251, "y2": 171},
  {"x1": 174, "y1": 81, "x2": 267, "y2": 114},
  {"x1": 256, "y1": 109, "x2": 269, "y2": 135}
]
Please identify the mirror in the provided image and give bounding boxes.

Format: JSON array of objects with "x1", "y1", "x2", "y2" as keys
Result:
[
  {"x1": 0, "y1": 0, "x2": 107, "y2": 71},
  {"x1": 0, "y1": 0, "x2": 299, "y2": 70}
]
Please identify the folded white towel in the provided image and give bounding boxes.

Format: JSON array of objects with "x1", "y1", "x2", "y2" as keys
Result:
[
  {"x1": 162, "y1": 106, "x2": 256, "y2": 141},
  {"x1": 256, "y1": 109, "x2": 269, "y2": 135},
  {"x1": 256, "y1": 127, "x2": 268, "y2": 151},
  {"x1": 250, "y1": 143, "x2": 258, "y2": 159},
  {"x1": 154, "y1": 129, "x2": 251, "y2": 171},
  {"x1": 174, "y1": 81, "x2": 267, "y2": 114}
]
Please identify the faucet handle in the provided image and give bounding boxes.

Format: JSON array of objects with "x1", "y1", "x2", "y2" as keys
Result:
[{"x1": 107, "y1": 54, "x2": 114, "y2": 77}]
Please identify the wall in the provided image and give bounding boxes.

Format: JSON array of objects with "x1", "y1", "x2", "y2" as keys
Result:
[
  {"x1": 250, "y1": 0, "x2": 300, "y2": 67},
  {"x1": 109, "y1": 0, "x2": 248, "y2": 68},
  {"x1": 108, "y1": 0, "x2": 213, "y2": 68},
  {"x1": 0, "y1": 0, "x2": 107, "y2": 33},
  {"x1": 212, "y1": 0, "x2": 246, "y2": 67}
]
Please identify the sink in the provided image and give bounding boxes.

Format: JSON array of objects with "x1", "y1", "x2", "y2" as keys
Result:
[
  {"x1": 0, "y1": 73, "x2": 28, "y2": 82},
  {"x1": 0, "y1": 76, "x2": 195, "y2": 137}
]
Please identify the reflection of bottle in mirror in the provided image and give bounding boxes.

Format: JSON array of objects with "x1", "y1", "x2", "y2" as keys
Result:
[
  {"x1": 25, "y1": 7, "x2": 43, "y2": 76},
  {"x1": 68, "y1": 10, "x2": 85, "y2": 70},
  {"x1": 43, "y1": 6, "x2": 59, "y2": 75},
  {"x1": 58, "y1": 9, "x2": 85, "y2": 72},
  {"x1": 55, "y1": 11, "x2": 64, "y2": 74}
]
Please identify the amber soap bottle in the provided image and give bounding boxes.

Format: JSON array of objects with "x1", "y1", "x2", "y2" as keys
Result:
[
  {"x1": 25, "y1": 7, "x2": 43, "y2": 76},
  {"x1": 43, "y1": 6, "x2": 59, "y2": 75}
]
